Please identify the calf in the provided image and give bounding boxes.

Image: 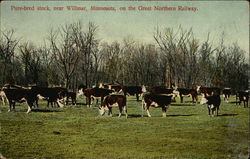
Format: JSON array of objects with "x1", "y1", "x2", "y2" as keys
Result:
[
  {"x1": 99, "y1": 94, "x2": 127, "y2": 118},
  {"x1": 200, "y1": 95, "x2": 221, "y2": 116},
  {"x1": 236, "y1": 91, "x2": 249, "y2": 108},
  {"x1": 222, "y1": 88, "x2": 231, "y2": 103},
  {"x1": 197, "y1": 86, "x2": 221, "y2": 96},
  {"x1": 175, "y1": 88, "x2": 198, "y2": 103},
  {"x1": 121, "y1": 86, "x2": 143, "y2": 102},
  {"x1": 142, "y1": 93, "x2": 172, "y2": 117},
  {"x1": 84, "y1": 87, "x2": 113, "y2": 107},
  {"x1": 3, "y1": 88, "x2": 38, "y2": 113},
  {"x1": 0, "y1": 90, "x2": 8, "y2": 105}
]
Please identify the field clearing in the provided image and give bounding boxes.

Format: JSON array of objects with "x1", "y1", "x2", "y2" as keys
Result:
[{"x1": 0, "y1": 95, "x2": 249, "y2": 159}]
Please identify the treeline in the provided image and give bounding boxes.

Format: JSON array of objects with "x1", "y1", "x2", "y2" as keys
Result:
[{"x1": 0, "y1": 22, "x2": 248, "y2": 92}]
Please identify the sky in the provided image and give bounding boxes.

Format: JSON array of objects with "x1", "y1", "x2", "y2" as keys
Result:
[{"x1": 0, "y1": 1, "x2": 249, "y2": 58}]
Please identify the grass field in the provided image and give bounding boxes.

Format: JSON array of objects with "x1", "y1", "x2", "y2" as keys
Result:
[{"x1": 0, "y1": 95, "x2": 249, "y2": 159}]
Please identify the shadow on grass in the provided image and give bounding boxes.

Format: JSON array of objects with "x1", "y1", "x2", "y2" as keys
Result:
[
  {"x1": 128, "y1": 114, "x2": 142, "y2": 118},
  {"x1": 31, "y1": 109, "x2": 62, "y2": 113},
  {"x1": 218, "y1": 114, "x2": 238, "y2": 117},
  {"x1": 168, "y1": 114, "x2": 196, "y2": 117},
  {"x1": 171, "y1": 103, "x2": 196, "y2": 106}
]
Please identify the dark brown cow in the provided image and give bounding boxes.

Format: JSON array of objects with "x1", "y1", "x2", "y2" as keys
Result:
[
  {"x1": 236, "y1": 91, "x2": 249, "y2": 107},
  {"x1": 175, "y1": 88, "x2": 198, "y2": 103},
  {"x1": 222, "y1": 88, "x2": 231, "y2": 102},
  {"x1": 121, "y1": 86, "x2": 143, "y2": 102},
  {"x1": 3, "y1": 88, "x2": 38, "y2": 113},
  {"x1": 31, "y1": 86, "x2": 66, "y2": 108},
  {"x1": 142, "y1": 93, "x2": 172, "y2": 117},
  {"x1": 148, "y1": 86, "x2": 174, "y2": 94},
  {"x1": 197, "y1": 86, "x2": 221, "y2": 96},
  {"x1": 200, "y1": 95, "x2": 221, "y2": 116},
  {"x1": 84, "y1": 87, "x2": 113, "y2": 107},
  {"x1": 99, "y1": 94, "x2": 127, "y2": 118}
]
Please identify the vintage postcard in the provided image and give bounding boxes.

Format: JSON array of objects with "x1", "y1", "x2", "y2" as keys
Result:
[{"x1": 0, "y1": 1, "x2": 249, "y2": 158}]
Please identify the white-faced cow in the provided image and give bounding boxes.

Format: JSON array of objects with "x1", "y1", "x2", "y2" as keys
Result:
[
  {"x1": 3, "y1": 88, "x2": 38, "y2": 113},
  {"x1": 99, "y1": 94, "x2": 127, "y2": 118},
  {"x1": 222, "y1": 88, "x2": 231, "y2": 103},
  {"x1": 197, "y1": 86, "x2": 221, "y2": 97},
  {"x1": 236, "y1": 91, "x2": 249, "y2": 108},
  {"x1": 200, "y1": 95, "x2": 221, "y2": 116},
  {"x1": 142, "y1": 93, "x2": 172, "y2": 117}
]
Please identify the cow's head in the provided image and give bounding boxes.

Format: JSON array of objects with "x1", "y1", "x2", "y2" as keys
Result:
[
  {"x1": 77, "y1": 88, "x2": 84, "y2": 97},
  {"x1": 196, "y1": 86, "x2": 201, "y2": 93},
  {"x1": 98, "y1": 106, "x2": 105, "y2": 116},
  {"x1": 141, "y1": 85, "x2": 147, "y2": 93}
]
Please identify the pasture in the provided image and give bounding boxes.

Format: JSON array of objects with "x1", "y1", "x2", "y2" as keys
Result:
[{"x1": 0, "y1": 95, "x2": 249, "y2": 159}]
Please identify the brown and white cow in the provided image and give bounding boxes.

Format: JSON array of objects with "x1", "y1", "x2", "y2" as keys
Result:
[
  {"x1": 236, "y1": 91, "x2": 249, "y2": 108},
  {"x1": 142, "y1": 93, "x2": 172, "y2": 117},
  {"x1": 200, "y1": 95, "x2": 221, "y2": 116},
  {"x1": 99, "y1": 94, "x2": 127, "y2": 118},
  {"x1": 174, "y1": 88, "x2": 198, "y2": 103},
  {"x1": 3, "y1": 88, "x2": 38, "y2": 113},
  {"x1": 222, "y1": 88, "x2": 231, "y2": 103},
  {"x1": 83, "y1": 87, "x2": 113, "y2": 107}
]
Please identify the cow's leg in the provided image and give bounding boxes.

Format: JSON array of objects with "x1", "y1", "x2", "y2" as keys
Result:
[
  {"x1": 108, "y1": 107, "x2": 112, "y2": 117},
  {"x1": 141, "y1": 100, "x2": 145, "y2": 117},
  {"x1": 136, "y1": 94, "x2": 139, "y2": 102},
  {"x1": 8, "y1": 101, "x2": 12, "y2": 112},
  {"x1": 26, "y1": 101, "x2": 33, "y2": 114},
  {"x1": 162, "y1": 106, "x2": 167, "y2": 117},
  {"x1": 123, "y1": 106, "x2": 128, "y2": 118},
  {"x1": 207, "y1": 105, "x2": 211, "y2": 115},
  {"x1": 180, "y1": 95, "x2": 183, "y2": 103},
  {"x1": 118, "y1": 106, "x2": 123, "y2": 118},
  {"x1": 88, "y1": 96, "x2": 91, "y2": 107},
  {"x1": 146, "y1": 105, "x2": 151, "y2": 117}
]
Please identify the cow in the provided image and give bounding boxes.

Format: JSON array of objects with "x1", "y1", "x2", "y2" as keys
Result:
[
  {"x1": 174, "y1": 88, "x2": 198, "y2": 103},
  {"x1": 236, "y1": 91, "x2": 249, "y2": 108},
  {"x1": 99, "y1": 83, "x2": 122, "y2": 93},
  {"x1": 197, "y1": 86, "x2": 221, "y2": 96},
  {"x1": 66, "y1": 92, "x2": 77, "y2": 105},
  {"x1": 99, "y1": 94, "x2": 127, "y2": 118},
  {"x1": 83, "y1": 87, "x2": 113, "y2": 107},
  {"x1": 200, "y1": 95, "x2": 221, "y2": 116},
  {"x1": 141, "y1": 93, "x2": 172, "y2": 117},
  {"x1": 0, "y1": 90, "x2": 8, "y2": 105},
  {"x1": 120, "y1": 86, "x2": 143, "y2": 102},
  {"x1": 3, "y1": 88, "x2": 38, "y2": 113},
  {"x1": 145, "y1": 86, "x2": 177, "y2": 102},
  {"x1": 31, "y1": 86, "x2": 66, "y2": 108},
  {"x1": 222, "y1": 88, "x2": 231, "y2": 103}
]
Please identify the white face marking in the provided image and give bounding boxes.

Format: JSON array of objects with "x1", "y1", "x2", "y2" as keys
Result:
[
  {"x1": 57, "y1": 99, "x2": 64, "y2": 108},
  {"x1": 37, "y1": 94, "x2": 45, "y2": 100},
  {"x1": 196, "y1": 86, "x2": 201, "y2": 92},
  {"x1": 141, "y1": 85, "x2": 147, "y2": 93},
  {"x1": 200, "y1": 97, "x2": 208, "y2": 105},
  {"x1": 99, "y1": 107, "x2": 105, "y2": 116},
  {"x1": 77, "y1": 89, "x2": 84, "y2": 97}
]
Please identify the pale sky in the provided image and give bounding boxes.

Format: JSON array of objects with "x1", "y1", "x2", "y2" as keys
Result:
[{"x1": 1, "y1": 1, "x2": 249, "y2": 58}]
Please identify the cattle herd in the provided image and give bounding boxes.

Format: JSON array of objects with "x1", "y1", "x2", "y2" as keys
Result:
[{"x1": 0, "y1": 83, "x2": 249, "y2": 117}]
